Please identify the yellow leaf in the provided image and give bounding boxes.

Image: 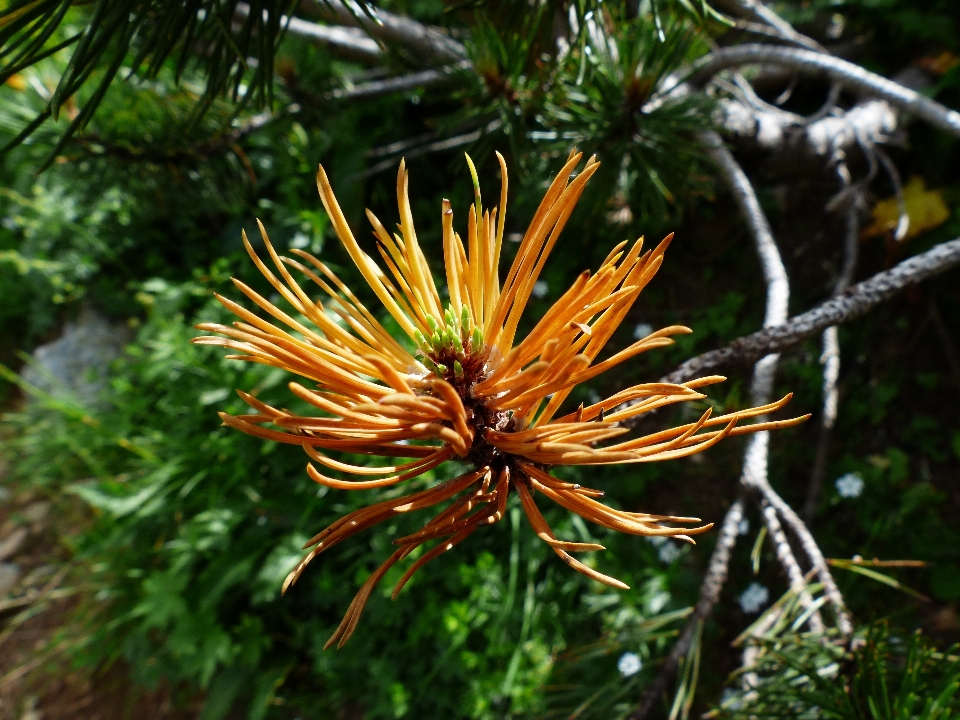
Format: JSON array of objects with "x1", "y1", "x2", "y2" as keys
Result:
[
  {"x1": 861, "y1": 176, "x2": 951, "y2": 241},
  {"x1": 916, "y1": 52, "x2": 960, "y2": 76},
  {"x1": 4, "y1": 73, "x2": 26, "y2": 91}
]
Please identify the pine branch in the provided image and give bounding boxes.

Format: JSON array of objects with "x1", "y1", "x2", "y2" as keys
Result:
[{"x1": 66, "y1": 108, "x2": 279, "y2": 163}]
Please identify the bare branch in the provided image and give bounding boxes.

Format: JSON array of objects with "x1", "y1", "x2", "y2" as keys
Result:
[
  {"x1": 285, "y1": 14, "x2": 383, "y2": 62},
  {"x1": 299, "y1": 0, "x2": 468, "y2": 66},
  {"x1": 874, "y1": 146, "x2": 910, "y2": 241},
  {"x1": 711, "y1": 0, "x2": 825, "y2": 52},
  {"x1": 328, "y1": 65, "x2": 462, "y2": 100},
  {"x1": 661, "y1": 237, "x2": 960, "y2": 385},
  {"x1": 236, "y1": 3, "x2": 383, "y2": 62},
  {"x1": 703, "y1": 133, "x2": 828, "y2": 632},
  {"x1": 760, "y1": 499, "x2": 825, "y2": 633},
  {"x1": 804, "y1": 169, "x2": 861, "y2": 523},
  {"x1": 757, "y1": 483, "x2": 854, "y2": 635},
  {"x1": 719, "y1": 95, "x2": 900, "y2": 166},
  {"x1": 693, "y1": 45, "x2": 960, "y2": 138},
  {"x1": 700, "y1": 131, "x2": 787, "y2": 328},
  {"x1": 704, "y1": 129, "x2": 848, "y2": 641},
  {"x1": 629, "y1": 499, "x2": 745, "y2": 720},
  {"x1": 351, "y1": 119, "x2": 501, "y2": 179},
  {"x1": 631, "y1": 131, "x2": 824, "y2": 720}
]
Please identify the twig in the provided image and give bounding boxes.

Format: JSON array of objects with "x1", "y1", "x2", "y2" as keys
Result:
[
  {"x1": 235, "y1": 3, "x2": 382, "y2": 62},
  {"x1": 699, "y1": 132, "x2": 788, "y2": 328},
  {"x1": 659, "y1": 237, "x2": 960, "y2": 385},
  {"x1": 366, "y1": 130, "x2": 438, "y2": 158},
  {"x1": 874, "y1": 146, "x2": 910, "y2": 241},
  {"x1": 0, "y1": 566, "x2": 69, "y2": 649},
  {"x1": 759, "y1": 499, "x2": 824, "y2": 632},
  {"x1": 797, "y1": 82, "x2": 843, "y2": 127},
  {"x1": 712, "y1": 0, "x2": 825, "y2": 53},
  {"x1": 629, "y1": 499, "x2": 745, "y2": 720},
  {"x1": 350, "y1": 119, "x2": 502, "y2": 180},
  {"x1": 804, "y1": 167, "x2": 861, "y2": 523},
  {"x1": 730, "y1": 20, "x2": 821, "y2": 52},
  {"x1": 703, "y1": 132, "x2": 827, "y2": 633},
  {"x1": 757, "y1": 483, "x2": 853, "y2": 635},
  {"x1": 692, "y1": 45, "x2": 960, "y2": 138},
  {"x1": 328, "y1": 65, "x2": 464, "y2": 100},
  {"x1": 300, "y1": 0, "x2": 468, "y2": 67}
]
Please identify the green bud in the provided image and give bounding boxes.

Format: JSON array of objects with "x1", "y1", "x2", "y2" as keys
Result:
[
  {"x1": 435, "y1": 363, "x2": 448, "y2": 376},
  {"x1": 444, "y1": 326, "x2": 458, "y2": 349},
  {"x1": 413, "y1": 329, "x2": 429, "y2": 352},
  {"x1": 451, "y1": 330, "x2": 464, "y2": 354},
  {"x1": 421, "y1": 357, "x2": 439, "y2": 375},
  {"x1": 454, "y1": 360, "x2": 464, "y2": 376},
  {"x1": 444, "y1": 308, "x2": 456, "y2": 328},
  {"x1": 426, "y1": 315, "x2": 439, "y2": 334},
  {"x1": 461, "y1": 305, "x2": 471, "y2": 329},
  {"x1": 471, "y1": 326, "x2": 483, "y2": 351},
  {"x1": 431, "y1": 330, "x2": 442, "y2": 349}
]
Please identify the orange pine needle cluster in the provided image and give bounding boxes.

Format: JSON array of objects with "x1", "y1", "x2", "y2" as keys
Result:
[{"x1": 193, "y1": 150, "x2": 806, "y2": 648}]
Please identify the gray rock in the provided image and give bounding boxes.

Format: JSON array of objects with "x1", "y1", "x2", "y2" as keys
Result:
[{"x1": 20, "y1": 307, "x2": 132, "y2": 406}]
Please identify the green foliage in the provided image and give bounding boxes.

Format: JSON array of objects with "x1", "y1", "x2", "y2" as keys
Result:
[
  {"x1": 1, "y1": 0, "x2": 959, "y2": 716},
  {"x1": 542, "y1": 11, "x2": 713, "y2": 225},
  {"x1": 717, "y1": 624, "x2": 960, "y2": 719},
  {"x1": 3, "y1": 273, "x2": 700, "y2": 717},
  {"x1": 0, "y1": 0, "x2": 299, "y2": 161}
]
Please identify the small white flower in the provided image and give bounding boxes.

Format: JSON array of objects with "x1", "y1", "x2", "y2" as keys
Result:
[
  {"x1": 617, "y1": 652, "x2": 642, "y2": 677},
  {"x1": 720, "y1": 689, "x2": 743, "y2": 710},
  {"x1": 290, "y1": 231, "x2": 311, "y2": 249},
  {"x1": 737, "y1": 518, "x2": 750, "y2": 536},
  {"x1": 835, "y1": 472, "x2": 864, "y2": 499},
  {"x1": 658, "y1": 543, "x2": 681, "y2": 564},
  {"x1": 647, "y1": 536, "x2": 681, "y2": 564},
  {"x1": 633, "y1": 322, "x2": 654, "y2": 340},
  {"x1": 739, "y1": 582, "x2": 769, "y2": 614},
  {"x1": 532, "y1": 280, "x2": 549, "y2": 298}
]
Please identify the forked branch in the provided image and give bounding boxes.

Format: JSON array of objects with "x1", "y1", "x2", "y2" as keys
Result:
[{"x1": 692, "y1": 45, "x2": 960, "y2": 138}]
